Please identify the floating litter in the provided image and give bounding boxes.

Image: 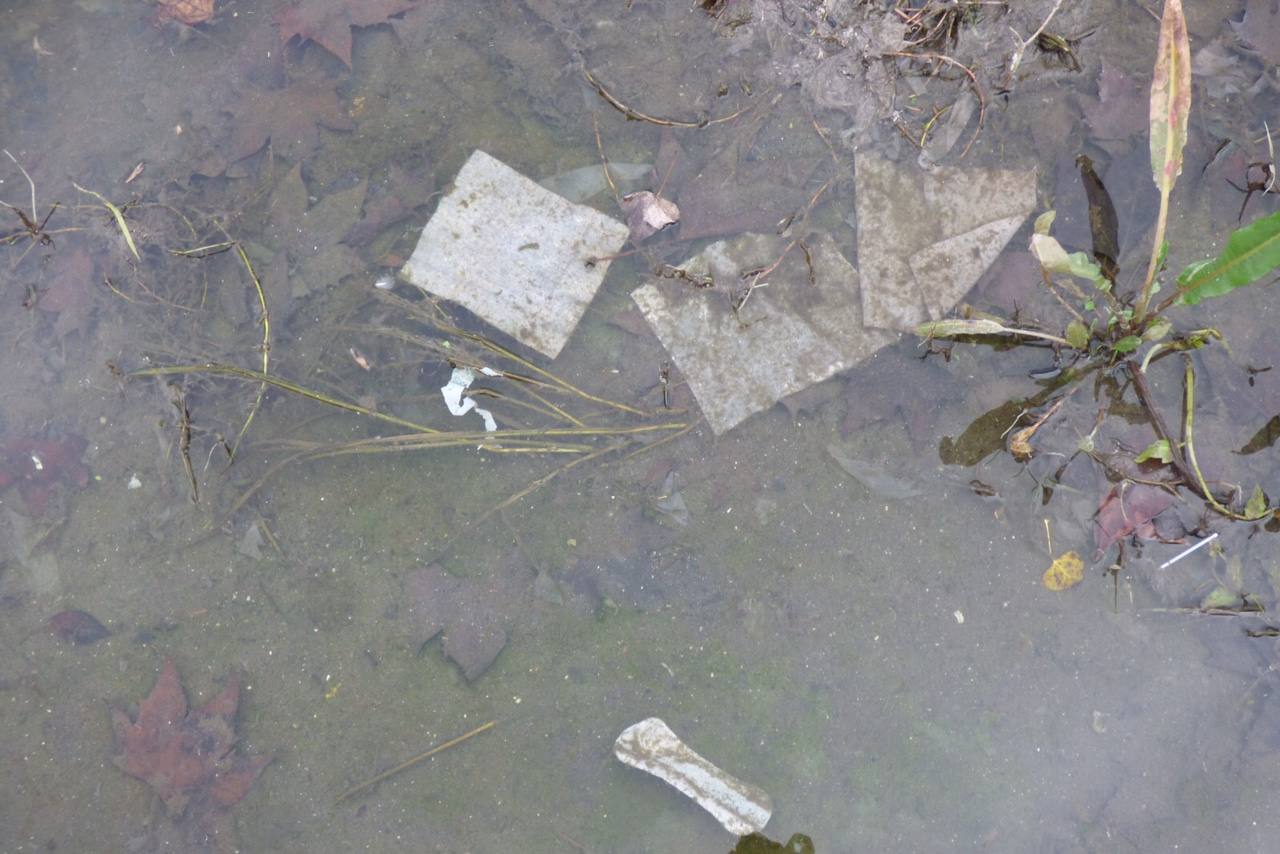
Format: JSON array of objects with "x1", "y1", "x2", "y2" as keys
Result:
[{"x1": 614, "y1": 717, "x2": 772, "y2": 836}]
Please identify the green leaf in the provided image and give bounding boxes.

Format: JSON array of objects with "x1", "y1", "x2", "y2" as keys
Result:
[
  {"x1": 1113, "y1": 335, "x2": 1142, "y2": 353},
  {"x1": 1030, "y1": 233, "x2": 1109, "y2": 288},
  {"x1": 1034, "y1": 210, "x2": 1056, "y2": 235},
  {"x1": 1065, "y1": 320, "x2": 1090, "y2": 350},
  {"x1": 1149, "y1": 0, "x2": 1190, "y2": 195},
  {"x1": 1135, "y1": 439, "x2": 1173, "y2": 464},
  {"x1": 1176, "y1": 210, "x2": 1280, "y2": 305},
  {"x1": 1245, "y1": 485, "x2": 1268, "y2": 519}
]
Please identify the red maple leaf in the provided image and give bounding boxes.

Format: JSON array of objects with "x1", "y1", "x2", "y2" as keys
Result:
[
  {"x1": 111, "y1": 658, "x2": 271, "y2": 825},
  {"x1": 276, "y1": 0, "x2": 416, "y2": 68},
  {"x1": 227, "y1": 79, "x2": 354, "y2": 162}
]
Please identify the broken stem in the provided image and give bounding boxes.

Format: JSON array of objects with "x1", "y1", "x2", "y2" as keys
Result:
[
  {"x1": 1181, "y1": 356, "x2": 1269, "y2": 521},
  {"x1": 1133, "y1": 182, "x2": 1171, "y2": 324},
  {"x1": 129, "y1": 363, "x2": 441, "y2": 435},
  {"x1": 335, "y1": 721, "x2": 496, "y2": 805}
]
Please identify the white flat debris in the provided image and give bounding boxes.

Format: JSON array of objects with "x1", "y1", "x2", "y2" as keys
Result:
[
  {"x1": 630, "y1": 156, "x2": 1036, "y2": 434},
  {"x1": 614, "y1": 717, "x2": 772, "y2": 836},
  {"x1": 632, "y1": 232, "x2": 896, "y2": 435},
  {"x1": 855, "y1": 151, "x2": 1036, "y2": 331},
  {"x1": 401, "y1": 149, "x2": 631, "y2": 358}
]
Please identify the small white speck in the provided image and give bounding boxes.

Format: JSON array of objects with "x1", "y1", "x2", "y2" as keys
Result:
[
  {"x1": 374, "y1": 275, "x2": 396, "y2": 290},
  {"x1": 30, "y1": 455, "x2": 43, "y2": 471},
  {"x1": 953, "y1": 609, "x2": 964, "y2": 624},
  {"x1": 127, "y1": 474, "x2": 142, "y2": 489}
]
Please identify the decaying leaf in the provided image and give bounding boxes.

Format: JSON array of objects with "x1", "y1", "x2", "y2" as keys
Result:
[
  {"x1": 1043, "y1": 551, "x2": 1084, "y2": 591},
  {"x1": 403, "y1": 564, "x2": 509, "y2": 681},
  {"x1": 276, "y1": 0, "x2": 415, "y2": 68},
  {"x1": 1148, "y1": 0, "x2": 1191, "y2": 195},
  {"x1": 155, "y1": 0, "x2": 216, "y2": 25},
  {"x1": 111, "y1": 659, "x2": 271, "y2": 833},
  {"x1": 619, "y1": 191, "x2": 680, "y2": 242},
  {"x1": 1093, "y1": 482, "x2": 1177, "y2": 556},
  {"x1": 228, "y1": 79, "x2": 355, "y2": 163},
  {"x1": 1231, "y1": 0, "x2": 1280, "y2": 66},
  {"x1": 1080, "y1": 62, "x2": 1147, "y2": 141}
]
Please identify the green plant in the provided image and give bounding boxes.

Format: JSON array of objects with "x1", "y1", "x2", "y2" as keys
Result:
[{"x1": 917, "y1": 0, "x2": 1280, "y2": 524}]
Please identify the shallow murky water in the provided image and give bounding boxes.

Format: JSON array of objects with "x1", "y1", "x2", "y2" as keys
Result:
[{"x1": 2, "y1": 2, "x2": 1280, "y2": 852}]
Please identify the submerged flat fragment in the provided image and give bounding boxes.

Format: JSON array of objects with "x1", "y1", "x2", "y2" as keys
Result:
[
  {"x1": 855, "y1": 152, "x2": 1036, "y2": 331},
  {"x1": 401, "y1": 150, "x2": 630, "y2": 358},
  {"x1": 614, "y1": 717, "x2": 772, "y2": 836},
  {"x1": 632, "y1": 233, "x2": 896, "y2": 434}
]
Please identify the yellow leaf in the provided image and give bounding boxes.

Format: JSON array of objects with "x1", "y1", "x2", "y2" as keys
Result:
[{"x1": 1043, "y1": 551, "x2": 1084, "y2": 591}]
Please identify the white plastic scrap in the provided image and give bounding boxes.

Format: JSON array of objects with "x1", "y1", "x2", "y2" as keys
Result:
[
  {"x1": 440, "y1": 367, "x2": 497, "y2": 432},
  {"x1": 614, "y1": 717, "x2": 772, "y2": 836}
]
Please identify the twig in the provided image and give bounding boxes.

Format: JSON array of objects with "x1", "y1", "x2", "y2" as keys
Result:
[
  {"x1": 334, "y1": 721, "x2": 496, "y2": 805},
  {"x1": 3, "y1": 149, "x2": 37, "y2": 217},
  {"x1": 583, "y1": 66, "x2": 753, "y2": 129},
  {"x1": 1126, "y1": 358, "x2": 1198, "y2": 496},
  {"x1": 591, "y1": 113, "x2": 620, "y2": 206},
  {"x1": 228, "y1": 240, "x2": 271, "y2": 460},
  {"x1": 129, "y1": 363, "x2": 441, "y2": 435}
]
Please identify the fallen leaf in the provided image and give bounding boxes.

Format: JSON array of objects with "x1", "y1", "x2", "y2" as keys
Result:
[
  {"x1": 48, "y1": 609, "x2": 110, "y2": 644},
  {"x1": 111, "y1": 658, "x2": 271, "y2": 833},
  {"x1": 1093, "y1": 482, "x2": 1177, "y2": 556},
  {"x1": 620, "y1": 191, "x2": 680, "y2": 242},
  {"x1": 1232, "y1": 0, "x2": 1280, "y2": 66},
  {"x1": 1042, "y1": 551, "x2": 1084, "y2": 591},
  {"x1": 1079, "y1": 62, "x2": 1147, "y2": 141},
  {"x1": 276, "y1": 0, "x2": 415, "y2": 68},
  {"x1": 228, "y1": 79, "x2": 355, "y2": 163},
  {"x1": 0, "y1": 433, "x2": 90, "y2": 517},
  {"x1": 155, "y1": 0, "x2": 216, "y2": 26},
  {"x1": 37, "y1": 248, "x2": 96, "y2": 339},
  {"x1": 268, "y1": 163, "x2": 368, "y2": 300},
  {"x1": 404, "y1": 564, "x2": 508, "y2": 681}
]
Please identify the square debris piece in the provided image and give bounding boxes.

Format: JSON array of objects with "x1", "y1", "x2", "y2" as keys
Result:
[{"x1": 401, "y1": 150, "x2": 631, "y2": 358}]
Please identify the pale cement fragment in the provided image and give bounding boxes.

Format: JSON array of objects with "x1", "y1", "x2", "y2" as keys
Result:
[
  {"x1": 614, "y1": 717, "x2": 772, "y2": 836},
  {"x1": 401, "y1": 150, "x2": 631, "y2": 359},
  {"x1": 855, "y1": 152, "x2": 1036, "y2": 331},
  {"x1": 631, "y1": 232, "x2": 896, "y2": 435}
]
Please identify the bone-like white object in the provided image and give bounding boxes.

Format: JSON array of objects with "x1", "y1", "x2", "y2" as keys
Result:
[{"x1": 614, "y1": 717, "x2": 772, "y2": 836}]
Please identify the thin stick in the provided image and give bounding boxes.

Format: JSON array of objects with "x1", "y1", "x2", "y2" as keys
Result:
[
  {"x1": 334, "y1": 720, "x2": 496, "y2": 805},
  {"x1": 591, "y1": 113, "x2": 620, "y2": 205},
  {"x1": 3, "y1": 149, "x2": 38, "y2": 217},
  {"x1": 129, "y1": 363, "x2": 441, "y2": 434},
  {"x1": 228, "y1": 241, "x2": 271, "y2": 459},
  {"x1": 583, "y1": 66, "x2": 753, "y2": 129}
]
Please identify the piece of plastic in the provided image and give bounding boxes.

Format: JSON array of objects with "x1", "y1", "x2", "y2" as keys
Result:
[{"x1": 614, "y1": 717, "x2": 772, "y2": 836}]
